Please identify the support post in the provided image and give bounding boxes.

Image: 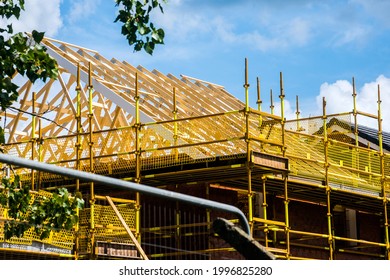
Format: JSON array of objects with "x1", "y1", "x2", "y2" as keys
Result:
[
  {"x1": 257, "y1": 77, "x2": 263, "y2": 148},
  {"x1": 175, "y1": 198, "x2": 181, "y2": 256},
  {"x1": 172, "y1": 87, "x2": 181, "y2": 255},
  {"x1": 377, "y1": 85, "x2": 390, "y2": 259},
  {"x1": 270, "y1": 89, "x2": 274, "y2": 115},
  {"x1": 352, "y1": 77, "x2": 359, "y2": 146},
  {"x1": 134, "y1": 72, "x2": 142, "y2": 243},
  {"x1": 352, "y1": 78, "x2": 360, "y2": 178},
  {"x1": 37, "y1": 119, "x2": 43, "y2": 190},
  {"x1": 296, "y1": 95, "x2": 301, "y2": 132},
  {"x1": 323, "y1": 97, "x2": 334, "y2": 260},
  {"x1": 244, "y1": 59, "x2": 253, "y2": 234},
  {"x1": 261, "y1": 177, "x2": 269, "y2": 247},
  {"x1": 87, "y1": 62, "x2": 96, "y2": 258},
  {"x1": 244, "y1": 58, "x2": 250, "y2": 112},
  {"x1": 74, "y1": 62, "x2": 82, "y2": 260},
  {"x1": 206, "y1": 182, "x2": 211, "y2": 259},
  {"x1": 279, "y1": 72, "x2": 290, "y2": 259},
  {"x1": 31, "y1": 91, "x2": 36, "y2": 191},
  {"x1": 256, "y1": 77, "x2": 262, "y2": 112},
  {"x1": 173, "y1": 87, "x2": 178, "y2": 161}
]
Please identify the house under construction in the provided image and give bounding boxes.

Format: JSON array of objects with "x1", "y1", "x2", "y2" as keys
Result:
[{"x1": 0, "y1": 37, "x2": 389, "y2": 260}]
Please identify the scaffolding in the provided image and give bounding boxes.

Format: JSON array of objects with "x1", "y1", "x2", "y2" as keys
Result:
[{"x1": 0, "y1": 37, "x2": 389, "y2": 260}]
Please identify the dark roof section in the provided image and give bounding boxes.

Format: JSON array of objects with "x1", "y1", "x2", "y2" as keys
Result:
[
  {"x1": 351, "y1": 123, "x2": 390, "y2": 151},
  {"x1": 314, "y1": 117, "x2": 390, "y2": 151}
]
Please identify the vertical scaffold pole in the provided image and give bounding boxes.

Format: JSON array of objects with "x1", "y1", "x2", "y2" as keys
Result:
[
  {"x1": 75, "y1": 63, "x2": 82, "y2": 260},
  {"x1": 377, "y1": 85, "x2": 390, "y2": 259},
  {"x1": 87, "y1": 62, "x2": 96, "y2": 258},
  {"x1": 352, "y1": 78, "x2": 360, "y2": 180},
  {"x1": 134, "y1": 72, "x2": 142, "y2": 243},
  {"x1": 244, "y1": 58, "x2": 250, "y2": 113},
  {"x1": 323, "y1": 97, "x2": 334, "y2": 260},
  {"x1": 244, "y1": 58, "x2": 253, "y2": 234},
  {"x1": 206, "y1": 184, "x2": 211, "y2": 241},
  {"x1": 257, "y1": 77, "x2": 262, "y2": 112},
  {"x1": 352, "y1": 77, "x2": 359, "y2": 146},
  {"x1": 261, "y1": 176, "x2": 269, "y2": 247},
  {"x1": 270, "y1": 89, "x2": 274, "y2": 115},
  {"x1": 31, "y1": 91, "x2": 36, "y2": 191},
  {"x1": 257, "y1": 77, "x2": 263, "y2": 150},
  {"x1": 173, "y1": 87, "x2": 178, "y2": 160},
  {"x1": 295, "y1": 95, "x2": 300, "y2": 132},
  {"x1": 279, "y1": 72, "x2": 290, "y2": 259},
  {"x1": 38, "y1": 119, "x2": 43, "y2": 190},
  {"x1": 175, "y1": 197, "x2": 181, "y2": 256},
  {"x1": 173, "y1": 87, "x2": 181, "y2": 254}
]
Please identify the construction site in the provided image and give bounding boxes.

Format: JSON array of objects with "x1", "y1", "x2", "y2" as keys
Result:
[{"x1": 0, "y1": 37, "x2": 389, "y2": 260}]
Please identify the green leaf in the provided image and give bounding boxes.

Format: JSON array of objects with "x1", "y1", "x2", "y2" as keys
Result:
[
  {"x1": 116, "y1": 0, "x2": 166, "y2": 55},
  {"x1": 31, "y1": 30, "x2": 45, "y2": 44},
  {"x1": 144, "y1": 41, "x2": 155, "y2": 55},
  {"x1": 159, "y1": 4, "x2": 164, "y2": 14},
  {"x1": 134, "y1": 41, "x2": 143, "y2": 51},
  {"x1": 138, "y1": 24, "x2": 150, "y2": 35}
]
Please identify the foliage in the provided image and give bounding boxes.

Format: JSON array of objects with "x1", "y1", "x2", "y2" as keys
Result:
[
  {"x1": 0, "y1": 1, "x2": 167, "y2": 140},
  {"x1": 0, "y1": 175, "x2": 30, "y2": 239},
  {"x1": 29, "y1": 187, "x2": 84, "y2": 239},
  {"x1": 0, "y1": 0, "x2": 59, "y2": 112},
  {"x1": 0, "y1": 175, "x2": 84, "y2": 240},
  {"x1": 0, "y1": 0, "x2": 165, "y2": 240},
  {"x1": 115, "y1": 0, "x2": 166, "y2": 55}
]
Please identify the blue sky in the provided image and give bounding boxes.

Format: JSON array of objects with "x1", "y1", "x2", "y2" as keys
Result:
[{"x1": 7, "y1": 0, "x2": 390, "y2": 129}]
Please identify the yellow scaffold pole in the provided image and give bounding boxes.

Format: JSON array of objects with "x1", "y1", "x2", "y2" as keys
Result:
[
  {"x1": 75, "y1": 62, "x2": 82, "y2": 260},
  {"x1": 134, "y1": 72, "x2": 142, "y2": 243},
  {"x1": 270, "y1": 89, "x2": 274, "y2": 115},
  {"x1": 87, "y1": 62, "x2": 96, "y2": 258},
  {"x1": 244, "y1": 58, "x2": 250, "y2": 113},
  {"x1": 377, "y1": 85, "x2": 390, "y2": 259},
  {"x1": 257, "y1": 77, "x2": 263, "y2": 148},
  {"x1": 244, "y1": 58, "x2": 254, "y2": 233},
  {"x1": 279, "y1": 72, "x2": 290, "y2": 259},
  {"x1": 323, "y1": 97, "x2": 334, "y2": 260},
  {"x1": 31, "y1": 91, "x2": 36, "y2": 191},
  {"x1": 295, "y1": 95, "x2": 301, "y2": 132},
  {"x1": 257, "y1": 77, "x2": 262, "y2": 112},
  {"x1": 352, "y1": 77, "x2": 359, "y2": 146},
  {"x1": 173, "y1": 87, "x2": 178, "y2": 160},
  {"x1": 37, "y1": 119, "x2": 43, "y2": 190},
  {"x1": 262, "y1": 176, "x2": 269, "y2": 247},
  {"x1": 172, "y1": 86, "x2": 181, "y2": 253}
]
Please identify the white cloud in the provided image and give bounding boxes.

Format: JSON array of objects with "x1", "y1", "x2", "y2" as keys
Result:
[
  {"x1": 156, "y1": 1, "x2": 377, "y2": 53},
  {"x1": 328, "y1": 23, "x2": 371, "y2": 47},
  {"x1": 68, "y1": 0, "x2": 101, "y2": 23},
  {"x1": 155, "y1": 2, "x2": 211, "y2": 42},
  {"x1": 316, "y1": 80, "x2": 353, "y2": 114},
  {"x1": 286, "y1": 17, "x2": 311, "y2": 46},
  {"x1": 315, "y1": 75, "x2": 390, "y2": 131},
  {"x1": 211, "y1": 16, "x2": 311, "y2": 52},
  {"x1": 3, "y1": 0, "x2": 62, "y2": 37}
]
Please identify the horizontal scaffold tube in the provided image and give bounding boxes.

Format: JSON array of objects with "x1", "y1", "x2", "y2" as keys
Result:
[{"x1": 0, "y1": 153, "x2": 251, "y2": 235}]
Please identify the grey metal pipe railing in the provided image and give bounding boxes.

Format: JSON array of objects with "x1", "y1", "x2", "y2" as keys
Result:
[{"x1": 0, "y1": 153, "x2": 250, "y2": 234}]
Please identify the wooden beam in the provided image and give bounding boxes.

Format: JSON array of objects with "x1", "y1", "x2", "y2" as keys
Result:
[{"x1": 106, "y1": 196, "x2": 149, "y2": 260}]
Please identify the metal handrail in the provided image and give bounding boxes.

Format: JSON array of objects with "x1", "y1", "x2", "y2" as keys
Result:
[{"x1": 0, "y1": 153, "x2": 250, "y2": 235}]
